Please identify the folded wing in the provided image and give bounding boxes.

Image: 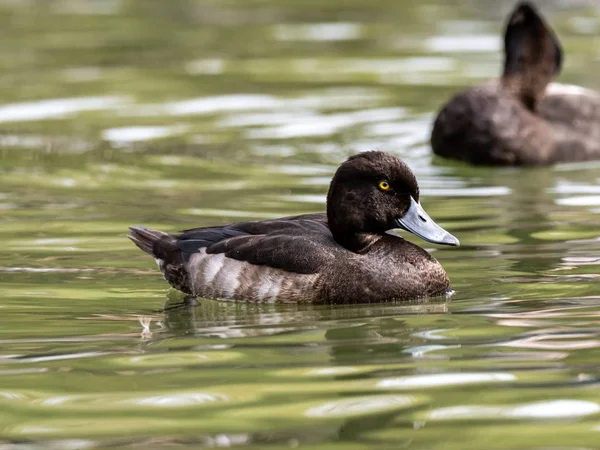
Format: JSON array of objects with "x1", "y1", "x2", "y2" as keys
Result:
[{"x1": 176, "y1": 213, "x2": 337, "y2": 274}]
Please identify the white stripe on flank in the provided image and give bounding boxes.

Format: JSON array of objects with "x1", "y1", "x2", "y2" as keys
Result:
[
  {"x1": 202, "y1": 252, "x2": 225, "y2": 285},
  {"x1": 214, "y1": 257, "x2": 243, "y2": 299},
  {"x1": 255, "y1": 275, "x2": 273, "y2": 302},
  {"x1": 547, "y1": 82, "x2": 597, "y2": 98},
  {"x1": 254, "y1": 274, "x2": 283, "y2": 303},
  {"x1": 187, "y1": 249, "x2": 320, "y2": 303},
  {"x1": 188, "y1": 251, "x2": 207, "y2": 289},
  {"x1": 188, "y1": 249, "x2": 247, "y2": 300},
  {"x1": 265, "y1": 276, "x2": 283, "y2": 303}
]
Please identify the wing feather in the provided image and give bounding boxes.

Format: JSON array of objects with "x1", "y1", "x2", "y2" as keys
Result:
[{"x1": 176, "y1": 213, "x2": 337, "y2": 274}]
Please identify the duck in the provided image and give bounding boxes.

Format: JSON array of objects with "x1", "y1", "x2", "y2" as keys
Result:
[
  {"x1": 128, "y1": 151, "x2": 459, "y2": 304},
  {"x1": 431, "y1": 1, "x2": 600, "y2": 166}
]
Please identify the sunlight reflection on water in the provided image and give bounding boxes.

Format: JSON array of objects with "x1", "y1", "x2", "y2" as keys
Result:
[{"x1": 0, "y1": 97, "x2": 126, "y2": 122}]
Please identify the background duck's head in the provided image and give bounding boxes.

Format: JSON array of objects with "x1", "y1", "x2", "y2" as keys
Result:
[
  {"x1": 502, "y1": 1, "x2": 563, "y2": 111},
  {"x1": 326, "y1": 151, "x2": 459, "y2": 251}
]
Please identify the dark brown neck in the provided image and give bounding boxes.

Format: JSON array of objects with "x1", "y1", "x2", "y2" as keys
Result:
[
  {"x1": 501, "y1": 74, "x2": 546, "y2": 112},
  {"x1": 327, "y1": 213, "x2": 380, "y2": 253}
]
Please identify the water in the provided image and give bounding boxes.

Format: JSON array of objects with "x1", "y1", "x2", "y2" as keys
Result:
[{"x1": 2, "y1": 0, "x2": 600, "y2": 448}]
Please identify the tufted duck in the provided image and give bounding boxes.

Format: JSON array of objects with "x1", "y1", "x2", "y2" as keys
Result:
[
  {"x1": 129, "y1": 151, "x2": 459, "y2": 303},
  {"x1": 431, "y1": 1, "x2": 600, "y2": 166}
]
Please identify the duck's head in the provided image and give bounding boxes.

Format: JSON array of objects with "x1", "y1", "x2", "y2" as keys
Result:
[
  {"x1": 327, "y1": 151, "x2": 459, "y2": 251},
  {"x1": 501, "y1": 1, "x2": 563, "y2": 111}
]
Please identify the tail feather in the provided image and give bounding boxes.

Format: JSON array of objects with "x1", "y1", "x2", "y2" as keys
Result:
[
  {"x1": 128, "y1": 226, "x2": 176, "y2": 259},
  {"x1": 129, "y1": 226, "x2": 191, "y2": 294}
]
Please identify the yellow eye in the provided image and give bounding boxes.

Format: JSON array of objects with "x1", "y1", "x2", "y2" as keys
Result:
[{"x1": 378, "y1": 181, "x2": 390, "y2": 191}]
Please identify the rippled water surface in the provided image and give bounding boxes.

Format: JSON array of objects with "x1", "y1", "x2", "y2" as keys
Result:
[{"x1": 2, "y1": 0, "x2": 600, "y2": 448}]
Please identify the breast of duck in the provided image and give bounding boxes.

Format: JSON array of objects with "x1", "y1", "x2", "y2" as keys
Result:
[
  {"x1": 431, "y1": 1, "x2": 600, "y2": 166},
  {"x1": 129, "y1": 151, "x2": 459, "y2": 304}
]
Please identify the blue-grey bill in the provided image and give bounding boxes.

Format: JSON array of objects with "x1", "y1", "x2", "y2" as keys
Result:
[{"x1": 394, "y1": 197, "x2": 459, "y2": 246}]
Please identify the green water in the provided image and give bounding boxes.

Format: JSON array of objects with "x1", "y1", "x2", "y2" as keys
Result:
[{"x1": 2, "y1": 0, "x2": 600, "y2": 448}]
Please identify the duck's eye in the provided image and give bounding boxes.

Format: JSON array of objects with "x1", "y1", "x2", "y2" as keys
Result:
[{"x1": 378, "y1": 181, "x2": 390, "y2": 191}]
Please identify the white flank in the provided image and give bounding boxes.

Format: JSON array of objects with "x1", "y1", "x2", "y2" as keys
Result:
[
  {"x1": 547, "y1": 82, "x2": 597, "y2": 97},
  {"x1": 202, "y1": 252, "x2": 225, "y2": 285},
  {"x1": 213, "y1": 257, "x2": 243, "y2": 299}
]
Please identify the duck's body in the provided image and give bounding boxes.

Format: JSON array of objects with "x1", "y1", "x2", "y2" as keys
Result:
[
  {"x1": 129, "y1": 152, "x2": 458, "y2": 304},
  {"x1": 541, "y1": 83, "x2": 600, "y2": 140},
  {"x1": 130, "y1": 215, "x2": 450, "y2": 304},
  {"x1": 431, "y1": 2, "x2": 600, "y2": 166},
  {"x1": 432, "y1": 80, "x2": 600, "y2": 165}
]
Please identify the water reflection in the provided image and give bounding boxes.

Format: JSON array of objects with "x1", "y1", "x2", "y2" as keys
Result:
[
  {"x1": 305, "y1": 394, "x2": 419, "y2": 418},
  {"x1": 0, "y1": 97, "x2": 125, "y2": 123},
  {"x1": 102, "y1": 125, "x2": 188, "y2": 146},
  {"x1": 377, "y1": 373, "x2": 516, "y2": 389},
  {"x1": 272, "y1": 23, "x2": 364, "y2": 42},
  {"x1": 160, "y1": 295, "x2": 450, "y2": 339},
  {"x1": 428, "y1": 400, "x2": 600, "y2": 420}
]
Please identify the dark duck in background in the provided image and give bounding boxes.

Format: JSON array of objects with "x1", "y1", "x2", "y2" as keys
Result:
[{"x1": 431, "y1": 1, "x2": 600, "y2": 166}]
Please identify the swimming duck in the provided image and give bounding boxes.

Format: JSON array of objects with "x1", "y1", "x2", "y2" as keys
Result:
[
  {"x1": 431, "y1": 1, "x2": 600, "y2": 166},
  {"x1": 129, "y1": 151, "x2": 459, "y2": 304}
]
